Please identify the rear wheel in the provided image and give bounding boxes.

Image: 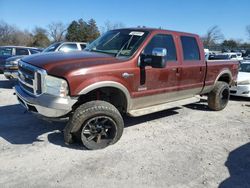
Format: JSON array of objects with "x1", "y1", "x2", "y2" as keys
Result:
[
  {"x1": 208, "y1": 81, "x2": 230, "y2": 111},
  {"x1": 64, "y1": 101, "x2": 124, "y2": 150}
]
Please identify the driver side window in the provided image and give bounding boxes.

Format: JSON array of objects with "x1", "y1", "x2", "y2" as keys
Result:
[{"x1": 143, "y1": 34, "x2": 177, "y2": 61}]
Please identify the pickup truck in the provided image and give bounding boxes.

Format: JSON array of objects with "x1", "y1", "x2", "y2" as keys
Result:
[{"x1": 14, "y1": 28, "x2": 239, "y2": 150}]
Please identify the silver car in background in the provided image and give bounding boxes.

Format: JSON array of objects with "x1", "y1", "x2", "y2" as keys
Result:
[{"x1": 43, "y1": 42, "x2": 87, "y2": 53}]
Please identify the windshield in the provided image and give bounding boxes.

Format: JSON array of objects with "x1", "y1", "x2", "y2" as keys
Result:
[
  {"x1": 0, "y1": 47, "x2": 12, "y2": 56},
  {"x1": 239, "y1": 63, "x2": 250, "y2": 73},
  {"x1": 85, "y1": 29, "x2": 149, "y2": 57},
  {"x1": 43, "y1": 43, "x2": 61, "y2": 52}
]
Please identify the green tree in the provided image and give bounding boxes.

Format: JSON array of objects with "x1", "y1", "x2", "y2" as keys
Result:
[
  {"x1": 66, "y1": 18, "x2": 100, "y2": 42},
  {"x1": 221, "y1": 39, "x2": 238, "y2": 50},
  {"x1": 65, "y1": 21, "x2": 79, "y2": 41},
  {"x1": 86, "y1": 18, "x2": 100, "y2": 42},
  {"x1": 32, "y1": 27, "x2": 50, "y2": 47}
]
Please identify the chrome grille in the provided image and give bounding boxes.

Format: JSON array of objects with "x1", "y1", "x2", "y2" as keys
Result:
[{"x1": 18, "y1": 60, "x2": 46, "y2": 96}]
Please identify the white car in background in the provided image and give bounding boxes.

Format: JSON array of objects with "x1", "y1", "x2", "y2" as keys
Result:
[
  {"x1": 224, "y1": 52, "x2": 244, "y2": 61},
  {"x1": 43, "y1": 42, "x2": 87, "y2": 53},
  {"x1": 230, "y1": 61, "x2": 250, "y2": 97}
]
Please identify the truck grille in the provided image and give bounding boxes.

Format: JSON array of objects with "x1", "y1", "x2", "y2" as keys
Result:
[{"x1": 18, "y1": 60, "x2": 46, "y2": 96}]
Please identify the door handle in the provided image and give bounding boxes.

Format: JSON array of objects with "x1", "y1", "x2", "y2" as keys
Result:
[
  {"x1": 172, "y1": 68, "x2": 180, "y2": 74},
  {"x1": 122, "y1": 72, "x2": 134, "y2": 79}
]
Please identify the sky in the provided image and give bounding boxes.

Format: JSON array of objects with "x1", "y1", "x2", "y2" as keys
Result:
[{"x1": 0, "y1": 0, "x2": 250, "y2": 41}]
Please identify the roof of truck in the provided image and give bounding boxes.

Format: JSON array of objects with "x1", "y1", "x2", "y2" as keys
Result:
[{"x1": 114, "y1": 27, "x2": 199, "y2": 37}]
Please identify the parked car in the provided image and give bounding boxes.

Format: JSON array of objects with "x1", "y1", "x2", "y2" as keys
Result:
[
  {"x1": 0, "y1": 46, "x2": 41, "y2": 72},
  {"x1": 209, "y1": 54, "x2": 231, "y2": 60},
  {"x1": 3, "y1": 56, "x2": 25, "y2": 79},
  {"x1": 230, "y1": 61, "x2": 250, "y2": 97},
  {"x1": 15, "y1": 28, "x2": 238, "y2": 150},
  {"x1": 224, "y1": 52, "x2": 244, "y2": 61},
  {"x1": 43, "y1": 42, "x2": 87, "y2": 53}
]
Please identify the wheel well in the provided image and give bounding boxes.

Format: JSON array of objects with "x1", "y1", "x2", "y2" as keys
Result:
[
  {"x1": 73, "y1": 87, "x2": 127, "y2": 114},
  {"x1": 217, "y1": 73, "x2": 231, "y2": 84}
]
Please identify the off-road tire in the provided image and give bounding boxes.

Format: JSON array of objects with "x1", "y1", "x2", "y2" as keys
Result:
[
  {"x1": 64, "y1": 100, "x2": 124, "y2": 150},
  {"x1": 208, "y1": 81, "x2": 230, "y2": 111}
]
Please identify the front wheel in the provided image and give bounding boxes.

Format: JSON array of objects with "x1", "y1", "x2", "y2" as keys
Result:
[
  {"x1": 208, "y1": 81, "x2": 230, "y2": 111},
  {"x1": 64, "y1": 101, "x2": 124, "y2": 150}
]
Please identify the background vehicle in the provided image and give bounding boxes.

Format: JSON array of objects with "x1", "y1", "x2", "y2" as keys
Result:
[
  {"x1": 4, "y1": 56, "x2": 26, "y2": 79},
  {"x1": 224, "y1": 52, "x2": 243, "y2": 60},
  {"x1": 230, "y1": 61, "x2": 250, "y2": 97},
  {"x1": 43, "y1": 42, "x2": 87, "y2": 53},
  {"x1": 0, "y1": 46, "x2": 41, "y2": 72},
  {"x1": 14, "y1": 28, "x2": 239, "y2": 150}
]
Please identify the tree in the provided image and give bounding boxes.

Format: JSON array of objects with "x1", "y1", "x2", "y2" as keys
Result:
[
  {"x1": 66, "y1": 18, "x2": 100, "y2": 42},
  {"x1": 0, "y1": 21, "x2": 34, "y2": 46},
  {"x1": 32, "y1": 27, "x2": 50, "y2": 47},
  {"x1": 221, "y1": 40, "x2": 238, "y2": 50},
  {"x1": 47, "y1": 22, "x2": 66, "y2": 42},
  {"x1": 65, "y1": 21, "x2": 79, "y2": 41},
  {"x1": 0, "y1": 21, "x2": 18, "y2": 45},
  {"x1": 101, "y1": 20, "x2": 125, "y2": 34},
  {"x1": 86, "y1": 19, "x2": 100, "y2": 41},
  {"x1": 247, "y1": 25, "x2": 250, "y2": 40},
  {"x1": 202, "y1": 25, "x2": 224, "y2": 49}
]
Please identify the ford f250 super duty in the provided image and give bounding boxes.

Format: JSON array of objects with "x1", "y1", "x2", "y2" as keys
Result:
[{"x1": 14, "y1": 28, "x2": 239, "y2": 150}]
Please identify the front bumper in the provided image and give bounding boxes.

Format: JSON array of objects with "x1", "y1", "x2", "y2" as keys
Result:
[
  {"x1": 230, "y1": 85, "x2": 250, "y2": 98},
  {"x1": 4, "y1": 70, "x2": 18, "y2": 79},
  {"x1": 15, "y1": 85, "x2": 78, "y2": 118}
]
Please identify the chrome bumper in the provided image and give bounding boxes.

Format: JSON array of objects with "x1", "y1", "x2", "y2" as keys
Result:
[
  {"x1": 4, "y1": 71, "x2": 18, "y2": 79},
  {"x1": 15, "y1": 85, "x2": 78, "y2": 118}
]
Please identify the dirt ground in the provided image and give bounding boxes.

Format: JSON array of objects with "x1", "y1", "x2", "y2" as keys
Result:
[{"x1": 0, "y1": 74, "x2": 250, "y2": 188}]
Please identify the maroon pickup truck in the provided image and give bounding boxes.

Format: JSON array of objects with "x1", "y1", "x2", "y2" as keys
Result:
[{"x1": 15, "y1": 28, "x2": 239, "y2": 149}]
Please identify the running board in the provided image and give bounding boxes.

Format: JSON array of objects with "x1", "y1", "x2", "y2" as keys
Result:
[{"x1": 128, "y1": 96, "x2": 201, "y2": 117}]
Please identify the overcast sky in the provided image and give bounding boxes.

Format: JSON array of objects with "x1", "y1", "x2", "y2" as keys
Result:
[{"x1": 1, "y1": 0, "x2": 250, "y2": 41}]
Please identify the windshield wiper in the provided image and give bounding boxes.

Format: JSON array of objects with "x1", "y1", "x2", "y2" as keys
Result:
[{"x1": 115, "y1": 35, "x2": 134, "y2": 57}]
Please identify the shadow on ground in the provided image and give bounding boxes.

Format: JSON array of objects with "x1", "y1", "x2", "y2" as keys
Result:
[
  {"x1": 219, "y1": 142, "x2": 250, "y2": 188},
  {"x1": 0, "y1": 104, "x2": 181, "y2": 150},
  {"x1": 230, "y1": 96, "x2": 250, "y2": 102}
]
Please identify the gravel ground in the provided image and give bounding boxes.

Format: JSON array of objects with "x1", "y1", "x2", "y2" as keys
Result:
[{"x1": 0, "y1": 74, "x2": 250, "y2": 188}]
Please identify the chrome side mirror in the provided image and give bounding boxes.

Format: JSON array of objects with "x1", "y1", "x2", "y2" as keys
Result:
[{"x1": 152, "y1": 48, "x2": 167, "y2": 57}]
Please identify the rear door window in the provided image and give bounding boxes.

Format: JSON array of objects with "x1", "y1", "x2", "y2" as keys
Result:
[
  {"x1": 80, "y1": 44, "x2": 86, "y2": 50},
  {"x1": 29, "y1": 49, "x2": 40, "y2": 54},
  {"x1": 181, "y1": 36, "x2": 200, "y2": 61},
  {"x1": 16, "y1": 48, "x2": 29, "y2": 55},
  {"x1": 0, "y1": 47, "x2": 13, "y2": 56}
]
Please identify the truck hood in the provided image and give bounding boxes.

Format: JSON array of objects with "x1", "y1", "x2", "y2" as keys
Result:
[
  {"x1": 237, "y1": 72, "x2": 250, "y2": 82},
  {"x1": 21, "y1": 51, "x2": 121, "y2": 76}
]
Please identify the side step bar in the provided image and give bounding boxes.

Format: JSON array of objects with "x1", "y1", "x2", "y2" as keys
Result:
[{"x1": 128, "y1": 96, "x2": 201, "y2": 117}]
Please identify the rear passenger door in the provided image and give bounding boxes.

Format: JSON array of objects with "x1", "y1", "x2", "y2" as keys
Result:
[{"x1": 179, "y1": 36, "x2": 206, "y2": 96}]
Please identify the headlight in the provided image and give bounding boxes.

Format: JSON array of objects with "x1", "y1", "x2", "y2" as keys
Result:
[
  {"x1": 44, "y1": 75, "x2": 69, "y2": 97},
  {"x1": 237, "y1": 80, "x2": 250, "y2": 85}
]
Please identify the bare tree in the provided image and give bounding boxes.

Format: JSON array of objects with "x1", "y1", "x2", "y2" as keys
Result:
[
  {"x1": 247, "y1": 25, "x2": 250, "y2": 40},
  {"x1": 202, "y1": 25, "x2": 224, "y2": 48},
  {"x1": 0, "y1": 21, "x2": 33, "y2": 46},
  {"x1": 0, "y1": 21, "x2": 16, "y2": 45},
  {"x1": 47, "y1": 22, "x2": 66, "y2": 42},
  {"x1": 101, "y1": 20, "x2": 125, "y2": 34}
]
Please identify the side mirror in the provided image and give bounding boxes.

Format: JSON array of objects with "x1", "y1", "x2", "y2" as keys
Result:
[{"x1": 140, "y1": 48, "x2": 167, "y2": 68}]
